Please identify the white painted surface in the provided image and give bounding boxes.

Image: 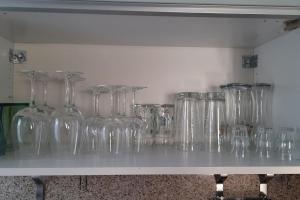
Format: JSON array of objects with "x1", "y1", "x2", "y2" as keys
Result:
[
  {"x1": 13, "y1": 44, "x2": 252, "y2": 114},
  {"x1": 0, "y1": 11, "x2": 290, "y2": 47},
  {"x1": 0, "y1": 36, "x2": 13, "y2": 102},
  {"x1": 0, "y1": 150, "x2": 300, "y2": 176},
  {"x1": 0, "y1": 1, "x2": 300, "y2": 16},
  {"x1": 254, "y1": 28, "x2": 300, "y2": 128},
  {"x1": 1, "y1": 0, "x2": 300, "y2": 6}
]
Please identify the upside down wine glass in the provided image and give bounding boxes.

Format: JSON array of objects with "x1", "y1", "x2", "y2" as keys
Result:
[
  {"x1": 11, "y1": 70, "x2": 49, "y2": 157},
  {"x1": 50, "y1": 71, "x2": 84, "y2": 157},
  {"x1": 84, "y1": 85, "x2": 109, "y2": 154}
]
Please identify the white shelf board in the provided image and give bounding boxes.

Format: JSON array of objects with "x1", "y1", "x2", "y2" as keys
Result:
[
  {"x1": 1, "y1": 149, "x2": 300, "y2": 176},
  {"x1": 0, "y1": 1, "x2": 300, "y2": 16},
  {"x1": 0, "y1": 11, "x2": 296, "y2": 48}
]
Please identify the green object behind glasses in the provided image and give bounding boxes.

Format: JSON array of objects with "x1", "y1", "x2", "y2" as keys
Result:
[{"x1": 0, "y1": 103, "x2": 29, "y2": 155}]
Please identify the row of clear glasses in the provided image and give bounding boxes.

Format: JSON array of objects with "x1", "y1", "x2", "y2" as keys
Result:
[
  {"x1": 12, "y1": 70, "x2": 149, "y2": 158},
  {"x1": 11, "y1": 72, "x2": 297, "y2": 161},
  {"x1": 83, "y1": 85, "x2": 148, "y2": 155}
]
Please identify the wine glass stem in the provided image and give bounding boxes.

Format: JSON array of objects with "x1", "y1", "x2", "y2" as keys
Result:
[
  {"x1": 30, "y1": 76, "x2": 37, "y2": 107},
  {"x1": 65, "y1": 77, "x2": 75, "y2": 107},
  {"x1": 42, "y1": 81, "x2": 48, "y2": 106},
  {"x1": 94, "y1": 93, "x2": 101, "y2": 115}
]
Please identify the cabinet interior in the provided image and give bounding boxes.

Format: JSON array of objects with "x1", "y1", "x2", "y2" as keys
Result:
[{"x1": 0, "y1": 9, "x2": 299, "y2": 175}]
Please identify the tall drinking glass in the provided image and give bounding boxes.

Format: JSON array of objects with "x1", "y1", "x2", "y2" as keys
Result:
[
  {"x1": 251, "y1": 83, "x2": 273, "y2": 146},
  {"x1": 50, "y1": 71, "x2": 84, "y2": 157},
  {"x1": 205, "y1": 92, "x2": 226, "y2": 153},
  {"x1": 11, "y1": 70, "x2": 49, "y2": 157},
  {"x1": 175, "y1": 92, "x2": 206, "y2": 152}
]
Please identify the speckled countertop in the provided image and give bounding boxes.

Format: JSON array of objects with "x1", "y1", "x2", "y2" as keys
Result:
[{"x1": 0, "y1": 175, "x2": 299, "y2": 200}]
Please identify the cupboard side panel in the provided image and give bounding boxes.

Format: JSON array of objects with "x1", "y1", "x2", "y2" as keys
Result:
[{"x1": 254, "y1": 28, "x2": 300, "y2": 128}]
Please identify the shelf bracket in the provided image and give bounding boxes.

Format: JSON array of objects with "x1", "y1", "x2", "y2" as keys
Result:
[
  {"x1": 32, "y1": 176, "x2": 45, "y2": 200},
  {"x1": 258, "y1": 174, "x2": 274, "y2": 199},
  {"x1": 9, "y1": 49, "x2": 27, "y2": 64},
  {"x1": 214, "y1": 174, "x2": 228, "y2": 199},
  {"x1": 284, "y1": 18, "x2": 300, "y2": 32},
  {"x1": 242, "y1": 55, "x2": 258, "y2": 68}
]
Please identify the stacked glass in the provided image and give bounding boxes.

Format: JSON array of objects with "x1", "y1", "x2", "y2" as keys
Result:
[
  {"x1": 175, "y1": 92, "x2": 206, "y2": 152},
  {"x1": 204, "y1": 92, "x2": 226, "y2": 153},
  {"x1": 220, "y1": 83, "x2": 252, "y2": 159},
  {"x1": 83, "y1": 85, "x2": 147, "y2": 154}
]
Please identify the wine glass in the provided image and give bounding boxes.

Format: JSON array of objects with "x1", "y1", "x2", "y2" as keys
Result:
[
  {"x1": 11, "y1": 70, "x2": 50, "y2": 157},
  {"x1": 50, "y1": 71, "x2": 84, "y2": 157},
  {"x1": 83, "y1": 85, "x2": 109, "y2": 154},
  {"x1": 122, "y1": 86, "x2": 147, "y2": 153}
]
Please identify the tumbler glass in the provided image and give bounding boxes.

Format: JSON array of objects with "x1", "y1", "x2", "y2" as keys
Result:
[
  {"x1": 175, "y1": 92, "x2": 206, "y2": 152},
  {"x1": 231, "y1": 125, "x2": 250, "y2": 160},
  {"x1": 50, "y1": 71, "x2": 84, "y2": 157},
  {"x1": 11, "y1": 70, "x2": 50, "y2": 157},
  {"x1": 134, "y1": 104, "x2": 160, "y2": 146},
  {"x1": 278, "y1": 127, "x2": 295, "y2": 161},
  {"x1": 156, "y1": 104, "x2": 175, "y2": 145},
  {"x1": 256, "y1": 127, "x2": 273, "y2": 160},
  {"x1": 205, "y1": 92, "x2": 226, "y2": 153}
]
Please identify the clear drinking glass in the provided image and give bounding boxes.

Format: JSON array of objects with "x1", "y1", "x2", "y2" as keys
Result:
[
  {"x1": 156, "y1": 104, "x2": 175, "y2": 145},
  {"x1": 134, "y1": 104, "x2": 160, "y2": 146},
  {"x1": 251, "y1": 83, "x2": 273, "y2": 146},
  {"x1": 175, "y1": 92, "x2": 206, "y2": 152},
  {"x1": 50, "y1": 71, "x2": 84, "y2": 157},
  {"x1": 278, "y1": 127, "x2": 295, "y2": 161},
  {"x1": 124, "y1": 86, "x2": 147, "y2": 153},
  {"x1": 83, "y1": 85, "x2": 109, "y2": 154},
  {"x1": 231, "y1": 125, "x2": 250, "y2": 160},
  {"x1": 256, "y1": 127, "x2": 273, "y2": 160},
  {"x1": 221, "y1": 83, "x2": 252, "y2": 149},
  {"x1": 101, "y1": 85, "x2": 146, "y2": 154},
  {"x1": 205, "y1": 92, "x2": 226, "y2": 153},
  {"x1": 11, "y1": 70, "x2": 49, "y2": 157}
]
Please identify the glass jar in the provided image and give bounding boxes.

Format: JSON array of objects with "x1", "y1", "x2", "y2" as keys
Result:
[
  {"x1": 205, "y1": 92, "x2": 226, "y2": 153},
  {"x1": 175, "y1": 92, "x2": 206, "y2": 152}
]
